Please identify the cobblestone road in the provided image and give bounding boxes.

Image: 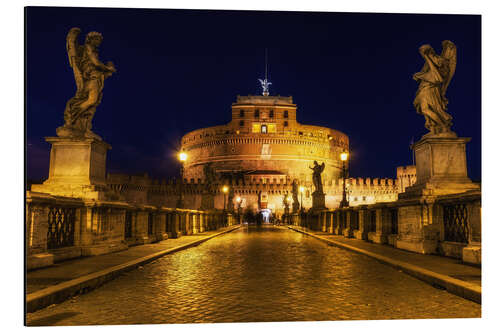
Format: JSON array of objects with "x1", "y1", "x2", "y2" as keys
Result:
[{"x1": 26, "y1": 225, "x2": 480, "y2": 326}]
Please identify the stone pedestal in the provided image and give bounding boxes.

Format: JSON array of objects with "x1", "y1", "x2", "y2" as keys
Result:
[
  {"x1": 399, "y1": 135, "x2": 479, "y2": 199},
  {"x1": 311, "y1": 191, "x2": 326, "y2": 210},
  {"x1": 396, "y1": 134, "x2": 480, "y2": 255},
  {"x1": 31, "y1": 137, "x2": 111, "y2": 200}
]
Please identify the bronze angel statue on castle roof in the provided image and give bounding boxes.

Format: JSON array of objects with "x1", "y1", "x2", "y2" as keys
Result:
[
  {"x1": 413, "y1": 40, "x2": 457, "y2": 137},
  {"x1": 56, "y1": 27, "x2": 116, "y2": 139}
]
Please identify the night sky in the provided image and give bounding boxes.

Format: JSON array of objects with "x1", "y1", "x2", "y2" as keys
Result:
[{"x1": 25, "y1": 7, "x2": 481, "y2": 182}]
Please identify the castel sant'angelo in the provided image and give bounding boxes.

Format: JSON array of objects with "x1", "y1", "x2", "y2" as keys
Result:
[
  {"x1": 180, "y1": 94, "x2": 347, "y2": 187},
  {"x1": 174, "y1": 84, "x2": 416, "y2": 216}
]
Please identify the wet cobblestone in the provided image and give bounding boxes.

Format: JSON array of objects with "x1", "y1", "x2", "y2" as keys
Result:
[{"x1": 27, "y1": 225, "x2": 481, "y2": 325}]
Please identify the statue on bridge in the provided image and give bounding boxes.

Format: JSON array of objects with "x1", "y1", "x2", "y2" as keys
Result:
[
  {"x1": 413, "y1": 40, "x2": 457, "y2": 137},
  {"x1": 310, "y1": 161, "x2": 325, "y2": 194},
  {"x1": 57, "y1": 27, "x2": 116, "y2": 140}
]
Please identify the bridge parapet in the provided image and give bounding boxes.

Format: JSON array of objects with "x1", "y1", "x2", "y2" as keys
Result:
[
  {"x1": 26, "y1": 190, "x2": 237, "y2": 271},
  {"x1": 283, "y1": 189, "x2": 481, "y2": 265}
]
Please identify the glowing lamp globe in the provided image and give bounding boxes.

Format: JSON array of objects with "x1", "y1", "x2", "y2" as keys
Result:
[
  {"x1": 340, "y1": 152, "x2": 349, "y2": 161},
  {"x1": 178, "y1": 152, "x2": 188, "y2": 162}
]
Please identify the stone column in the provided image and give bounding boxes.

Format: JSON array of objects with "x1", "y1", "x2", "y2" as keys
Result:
[
  {"x1": 395, "y1": 200, "x2": 439, "y2": 254},
  {"x1": 321, "y1": 211, "x2": 327, "y2": 232},
  {"x1": 135, "y1": 210, "x2": 150, "y2": 243},
  {"x1": 333, "y1": 210, "x2": 341, "y2": 235},
  {"x1": 26, "y1": 196, "x2": 54, "y2": 270},
  {"x1": 343, "y1": 210, "x2": 354, "y2": 238},
  {"x1": 199, "y1": 213, "x2": 205, "y2": 233},
  {"x1": 372, "y1": 208, "x2": 389, "y2": 244},
  {"x1": 462, "y1": 199, "x2": 481, "y2": 264},
  {"x1": 79, "y1": 204, "x2": 96, "y2": 248},
  {"x1": 327, "y1": 211, "x2": 334, "y2": 233},
  {"x1": 157, "y1": 212, "x2": 168, "y2": 240},
  {"x1": 354, "y1": 207, "x2": 369, "y2": 240},
  {"x1": 171, "y1": 211, "x2": 181, "y2": 238}
]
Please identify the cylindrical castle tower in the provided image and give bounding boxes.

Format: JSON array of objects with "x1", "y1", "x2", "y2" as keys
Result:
[{"x1": 180, "y1": 95, "x2": 349, "y2": 184}]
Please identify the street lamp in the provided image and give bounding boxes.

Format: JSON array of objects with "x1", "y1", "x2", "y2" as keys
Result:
[
  {"x1": 285, "y1": 195, "x2": 292, "y2": 225},
  {"x1": 176, "y1": 151, "x2": 188, "y2": 208},
  {"x1": 285, "y1": 195, "x2": 292, "y2": 212},
  {"x1": 222, "y1": 185, "x2": 229, "y2": 211},
  {"x1": 236, "y1": 196, "x2": 242, "y2": 224},
  {"x1": 299, "y1": 186, "x2": 305, "y2": 212},
  {"x1": 340, "y1": 150, "x2": 349, "y2": 208}
]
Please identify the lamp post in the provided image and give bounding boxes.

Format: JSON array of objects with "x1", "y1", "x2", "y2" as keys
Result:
[
  {"x1": 299, "y1": 186, "x2": 305, "y2": 212},
  {"x1": 285, "y1": 195, "x2": 292, "y2": 214},
  {"x1": 340, "y1": 150, "x2": 349, "y2": 208},
  {"x1": 236, "y1": 196, "x2": 242, "y2": 224},
  {"x1": 177, "y1": 151, "x2": 188, "y2": 208},
  {"x1": 222, "y1": 185, "x2": 229, "y2": 212},
  {"x1": 285, "y1": 195, "x2": 292, "y2": 225}
]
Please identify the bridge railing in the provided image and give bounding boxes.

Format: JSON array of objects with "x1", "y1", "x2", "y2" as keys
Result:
[
  {"x1": 26, "y1": 191, "x2": 237, "y2": 271},
  {"x1": 282, "y1": 189, "x2": 481, "y2": 265}
]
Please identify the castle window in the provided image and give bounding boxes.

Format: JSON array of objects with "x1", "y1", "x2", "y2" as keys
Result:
[
  {"x1": 239, "y1": 120, "x2": 244, "y2": 127},
  {"x1": 254, "y1": 109, "x2": 260, "y2": 118},
  {"x1": 239, "y1": 110, "x2": 244, "y2": 117},
  {"x1": 261, "y1": 125, "x2": 267, "y2": 133},
  {"x1": 284, "y1": 110, "x2": 289, "y2": 118},
  {"x1": 269, "y1": 110, "x2": 274, "y2": 118},
  {"x1": 298, "y1": 131, "x2": 303, "y2": 136},
  {"x1": 284, "y1": 121, "x2": 288, "y2": 127}
]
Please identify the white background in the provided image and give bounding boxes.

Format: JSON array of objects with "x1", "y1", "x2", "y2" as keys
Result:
[{"x1": 2, "y1": 0, "x2": 498, "y2": 332}]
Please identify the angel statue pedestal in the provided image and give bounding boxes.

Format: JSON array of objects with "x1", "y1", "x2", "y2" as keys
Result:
[
  {"x1": 399, "y1": 135, "x2": 479, "y2": 199},
  {"x1": 311, "y1": 191, "x2": 326, "y2": 210},
  {"x1": 31, "y1": 137, "x2": 111, "y2": 200}
]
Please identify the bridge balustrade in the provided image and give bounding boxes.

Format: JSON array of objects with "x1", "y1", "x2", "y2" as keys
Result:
[
  {"x1": 26, "y1": 191, "x2": 235, "y2": 270},
  {"x1": 291, "y1": 190, "x2": 481, "y2": 264}
]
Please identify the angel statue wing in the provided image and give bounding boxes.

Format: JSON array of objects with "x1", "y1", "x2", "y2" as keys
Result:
[
  {"x1": 440, "y1": 40, "x2": 457, "y2": 104},
  {"x1": 66, "y1": 27, "x2": 84, "y2": 92},
  {"x1": 258, "y1": 79, "x2": 272, "y2": 88},
  {"x1": 320, "y1": 162, "x2": 325, "y2": 172}
]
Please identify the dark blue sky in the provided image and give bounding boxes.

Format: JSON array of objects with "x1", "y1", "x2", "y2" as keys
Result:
[{"x1": 25, "y1": 7, "x2": 481, "y2": 181}]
